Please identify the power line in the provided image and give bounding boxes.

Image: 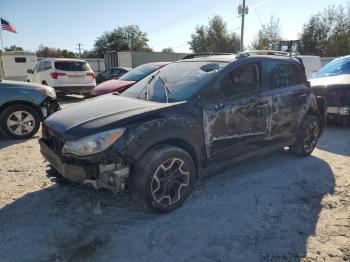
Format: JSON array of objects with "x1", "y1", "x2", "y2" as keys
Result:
[{"x1": 148, "y1": 0, "x2": 230, "y2": 34}]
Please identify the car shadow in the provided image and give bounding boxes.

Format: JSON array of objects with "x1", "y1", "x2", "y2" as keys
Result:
[
  {"x1": 0, "y1": 151, "x2": 335, "y2": 262},
  {"x1": 316, "y1": 125, "x2": 350, "y2": 156}
]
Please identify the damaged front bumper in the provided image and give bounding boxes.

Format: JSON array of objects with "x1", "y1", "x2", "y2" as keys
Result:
[
  {"x1": 39, "y1": 138, "x2": 130, "y2": 193},
  {"x1": 41, "y1": 98, "x2": 61, "y2": 118}
]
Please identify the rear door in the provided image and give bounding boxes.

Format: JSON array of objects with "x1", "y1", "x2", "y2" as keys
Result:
[
  {"x1": 203, "y1": 62, "x2": 272, "y2": 162},
  {"x1": 260, "y1": 59, "x2": 309, "y2": 143}
]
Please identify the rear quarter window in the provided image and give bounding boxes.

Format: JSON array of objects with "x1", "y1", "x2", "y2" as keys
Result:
[
  {"x1": 262, "y1": 60, "x2": 305, "y2": 89},
  {"x1": 54, "y1": 61, "x2": 90, "y2": 71}
]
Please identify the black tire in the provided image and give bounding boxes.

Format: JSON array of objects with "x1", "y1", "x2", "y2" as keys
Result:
[
  {"x1": 0, "y1": 104, "x2": 41, "y2": 139},
  {"x1": 290, "y1": 115, "x2": 320, "y2": 157},
  {"x1": 130, "y1": 145, "x2": 195, "y2": 213}
]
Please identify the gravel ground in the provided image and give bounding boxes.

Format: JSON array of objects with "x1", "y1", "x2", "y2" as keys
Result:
[{"x1": 0, "y1": 99, "x2": 349, "y2": 262}]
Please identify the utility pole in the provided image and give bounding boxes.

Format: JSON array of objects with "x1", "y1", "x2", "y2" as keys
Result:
[
  {"x1": 76, "y1": 43, "x2": 83, "y2": 58},
  {"x1": 238, "y1": 0, "x2": 248, "y2": 51}
]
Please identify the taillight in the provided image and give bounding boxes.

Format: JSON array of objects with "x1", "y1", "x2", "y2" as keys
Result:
[
  {"x1": 87, "y1": 72, "x2": 96, "y2": 79},
  {"x1": 50, "y1": 72, "x2": 66, "y2": 79}
]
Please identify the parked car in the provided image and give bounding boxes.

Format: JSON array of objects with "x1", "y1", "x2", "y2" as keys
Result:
[
  {"x1": 27, "y1": 58, "x2": 96, "y2": 97},
  {"x1": 0, "y1": 80, "x2": 60, "y2": 139},
  {"x1": 90, "y1": 62, "x2": 170, "y2": 96},
  {"x1": 40, "y1": 52, "x2": 327, "y2": 213},
  {"x1": 311, "y1": 55, "x2": 350, "y2": 125},
  {"x1": 298, "y1": 55, "x2": 322, "y2": 79},
  {"x1": 95, "y1": 67, "x2": 131, "y2": 85}
]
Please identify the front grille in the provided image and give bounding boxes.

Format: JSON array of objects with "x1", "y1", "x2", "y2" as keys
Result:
[
  {"x1": 42, "y1": 124, "x2": 64, "y2": 155},
  {"x1": 312, "y1": 85, "x2": 350, "y2": 107}
]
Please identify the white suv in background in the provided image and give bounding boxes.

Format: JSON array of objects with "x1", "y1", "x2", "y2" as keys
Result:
[{"x1": 27, "y1": 58, "x2": 96, "y2": 96}]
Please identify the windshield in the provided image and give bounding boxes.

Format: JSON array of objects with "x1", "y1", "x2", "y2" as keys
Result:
[
  {"x1": 121, "y1": 61, "x2": 227, "y2": 102},
  {"x1": 54, "y1": 61, "x2": 90, "y2": 71},
  {"x1": 119, "y1": 64, "x2": 163, "y2": 82},
  {"x1": 312, "y1": 57, "x2": 350, "y2": 78}
]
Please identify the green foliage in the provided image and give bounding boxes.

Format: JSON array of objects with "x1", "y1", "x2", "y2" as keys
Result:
[
  {"x1": 93, "y1": 25, "x2": 151, "y2": 58},
  {"x1": 250, "y1": 16, "x2": 282, "y2": 50},
  {"x1": 36, "y1": 45, "x2": 78, "y2": 58},
  {"x1": 4, "y1": 45, "x2": 24, "y2": 51},
  {"x1": 162, "y1": 47, "x2": 174, "y2": 53},
  {"x1": 189, "y1": 16, "x2": 240, "y2": 53},
  {"x1": 299, "y1": 5, "x2": 350, "y2": 56}
]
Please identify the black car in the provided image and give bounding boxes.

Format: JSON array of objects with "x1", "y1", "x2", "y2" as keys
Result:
[
  {"x1": 310, "y1": 55, "x2": 350, "y2": 125},
  {"x1": 95, "y1": 67, "x2": 132, "y2": 85},
  {"x1": 40, "y1": 52, "x2": 327, "y2": 213},
  {"x1": 0, "y1": 80, "x2": 60, "y2": 139}
]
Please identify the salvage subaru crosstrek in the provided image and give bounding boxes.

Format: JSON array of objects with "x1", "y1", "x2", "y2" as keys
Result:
[{"x1": 40, "y1": 51, "x2": 327, "y2": 213}]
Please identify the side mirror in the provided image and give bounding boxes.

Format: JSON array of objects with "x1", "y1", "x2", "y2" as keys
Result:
[{"x1": 27, "y1": 69, "x2": 33, "y2": 74}]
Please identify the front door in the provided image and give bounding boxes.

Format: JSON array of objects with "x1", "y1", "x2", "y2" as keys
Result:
[{"x1": 203, "y1": 63, "x2": 271, "y2": 162}]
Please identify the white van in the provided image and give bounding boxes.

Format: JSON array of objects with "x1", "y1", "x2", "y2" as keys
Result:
[
  {"x1": 1, "y1": 51, "x2": 37, "y2": 81},
  {"x1": 298, "y1": 55, "x2": 322, "y2": 79}
]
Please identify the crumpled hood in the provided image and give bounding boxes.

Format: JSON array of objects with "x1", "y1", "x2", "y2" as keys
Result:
[
  {"x1": 91, "y1": 79, "x2": 136, "y2": 96},
  {"x1": 44, "y1": 94, "x2": 183, "y2": 139}
]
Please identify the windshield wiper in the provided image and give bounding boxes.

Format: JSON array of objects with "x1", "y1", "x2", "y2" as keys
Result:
[
  {"x1": 157, "y1": 75, "x2": 172, "y2": 103},
  {"x1": 145, "y1": 71, "x2": 160, "y2": 100}
]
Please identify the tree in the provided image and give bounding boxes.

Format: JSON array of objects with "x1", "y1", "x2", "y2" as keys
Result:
[
  {"x1": 250, "y1": 16, "x2": 282, "y2": 50},
  {"x1": 93, "y1": 25, "x2": 150, "y2": 58},
  {"x1": 299, "y1": 5, "x2": 350, "y2": 56},
  {"x1": 162, "y1": 47, "x2": 174, "y2": 53},
  {"x1": 5, "y1": 45, "x2": 24, "y2": 51},
  {"x1": 189, "y1": 16, "x2": 240, "y2": 53},
  {"x1": 36, "y1": 45, "x2": 77, "y2": 58}
]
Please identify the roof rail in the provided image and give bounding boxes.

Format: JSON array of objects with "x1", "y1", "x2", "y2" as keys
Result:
[
  {"x1": 236, "y1": 50, "x2": 296, "y2": 59},
  {"x1": 181, "y1": 52, "x2": 234, "y2": 60}
]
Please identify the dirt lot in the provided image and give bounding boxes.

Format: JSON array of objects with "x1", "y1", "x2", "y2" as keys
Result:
[{"x1": 0, "y1": 99, "x2": 349, "y2": 262}]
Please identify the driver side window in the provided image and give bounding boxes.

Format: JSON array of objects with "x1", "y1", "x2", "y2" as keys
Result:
[{"x1": 220, "y1": 63, "x2": 259, "y2": 98}]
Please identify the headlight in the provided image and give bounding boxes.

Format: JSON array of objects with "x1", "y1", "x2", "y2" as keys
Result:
[
  {"x1": 62, "y1": 128, "x2": 126, "y2": 156},
  {"x1": 37, "y1": 86, "x2": 56, "y2": 99}
]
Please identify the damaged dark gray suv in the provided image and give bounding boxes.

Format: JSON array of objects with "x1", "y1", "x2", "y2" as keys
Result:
[{"x1": 40, "y1": 51, "x2": 327, "y2": 213}]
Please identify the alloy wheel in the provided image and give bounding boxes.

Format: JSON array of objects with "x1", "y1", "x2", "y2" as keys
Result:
[
  {"x1": 151, "y1": 158, "x2": 190, "y2": 206},
  {"x1": 6, "y1": 111, "x2": 36, "y2": 136},
  {"x1": 304, "y1": 121, "x2": 319, "y2": 153}
]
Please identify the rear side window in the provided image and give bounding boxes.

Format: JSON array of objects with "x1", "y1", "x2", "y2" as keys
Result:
[
  {"x1": 15, "y1": 57, "x2": 26, "y2": 63},
  {"x1": 54, "y1": 61, "x2": 89, "y2": 71},
  {"x1": 262, "y1": 60, "x2": 305, "y2": 89}
]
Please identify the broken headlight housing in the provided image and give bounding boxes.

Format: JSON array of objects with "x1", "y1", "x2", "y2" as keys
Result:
[{"x1": 62, "y1": 128, "x2": 126, "y2": 156}]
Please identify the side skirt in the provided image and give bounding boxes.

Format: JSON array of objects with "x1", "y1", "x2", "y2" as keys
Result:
[{"x1": 200, "y1": 138, "x2": 296, "y2": 178}]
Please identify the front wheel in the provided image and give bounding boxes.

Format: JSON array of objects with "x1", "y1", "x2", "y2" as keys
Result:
[
  {"x1": 290, "y1": 115, "x2": 320, "y2": 157},
  {"x1": 0, "y1": 105, "x2": 41, "y2": 139},
  {"x1": 130, "y1": 145, "x2": 195, "y2": 213}
]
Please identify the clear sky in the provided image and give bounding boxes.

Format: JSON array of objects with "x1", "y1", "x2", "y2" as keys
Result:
[{"x1": 1, "y1": 0, "x2": 349, "y2": 53}]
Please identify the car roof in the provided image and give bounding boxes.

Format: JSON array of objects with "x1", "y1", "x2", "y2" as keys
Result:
[
  {"x1": 143, "y1": 61, "x2": 172, "y2": 67},
  {"x1": 40, "y1": 58, "x2": 87, "y2": 62},
  {"x1": 179, "y1": 54, "x2": 236, "y2": 63},
  {"x1": 110, "y1": 67, "x2": 132, "y2": 71}
]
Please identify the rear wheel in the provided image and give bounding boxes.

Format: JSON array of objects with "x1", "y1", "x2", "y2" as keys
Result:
[
  {"x1": 130, "y1": 145, "x2": 195, "y2": 213},
  {"x1": 0, "y1": 105, "x2": 41, "y2": 139},
  {"x1": 290, "y1": 115, "x2": 320, "y2": 157}
]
